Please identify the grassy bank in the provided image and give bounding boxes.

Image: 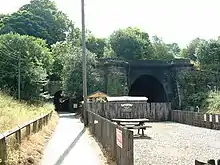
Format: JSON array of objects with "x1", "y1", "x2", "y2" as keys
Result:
[
  {"x1": 7, "y1": 112, "x2": 59, "y2": 165},
  {"x1": 0, "y1": 92, "x2": 54, "y2": 133},
  {"x1": 0, "y1": 91, "x2": 58, "y2": 165}
]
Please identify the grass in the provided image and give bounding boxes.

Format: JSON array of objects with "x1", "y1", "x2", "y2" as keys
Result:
[
  {"x1": 6, "y1": 111, "x2": 59, "y2": 165},
  {"x1": 0, "y1": 91, "x2": 54, "y2": 133},
  {"x1": 0, "y1": 91, "x2": 59, "y2": 165}
]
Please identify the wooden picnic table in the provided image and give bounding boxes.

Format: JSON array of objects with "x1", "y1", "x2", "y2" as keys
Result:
[
  {"x1": 111, "y1": 118, "x2": 150, "y2": 125},
  {"x1": 111, "y1": 118, "x2": 150, "y2": 136}
]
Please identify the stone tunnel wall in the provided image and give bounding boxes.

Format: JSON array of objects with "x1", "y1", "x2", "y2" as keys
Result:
[
  {"x1": 97, "y1": 58, "x2": 194, "y2": 109},
  {"x1": 170, "y1": 59, "x2": 194, "y2": 109},
  {"x1": 96, "y1": 64, "x2": 128, "y2": 96}
]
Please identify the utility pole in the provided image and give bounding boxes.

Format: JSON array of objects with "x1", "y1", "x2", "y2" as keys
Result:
[
  {"x1": 81, "y1": 0, "x2": 88, "y2": 126},
  {"x1": 18, "y1": 54, "x2": 21, "y2": 101}
]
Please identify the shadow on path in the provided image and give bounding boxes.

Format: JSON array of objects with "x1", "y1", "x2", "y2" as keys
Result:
[{"x1": 53, "y1": 127, "x2": 86, "y2": 165}]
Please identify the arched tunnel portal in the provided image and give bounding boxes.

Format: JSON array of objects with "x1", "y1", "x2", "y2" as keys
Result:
[{"x1": 128, "y1": 75, "x2": 168, "y2": 102}]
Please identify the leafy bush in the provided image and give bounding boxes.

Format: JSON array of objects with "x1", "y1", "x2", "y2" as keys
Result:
[
  {"x1": 178, "y1": 70, "x2": 220, "y2": 113},
  {"x1": 203, "y1": 91, "x2": 220, "y2": 114},
  {"x1": 51, "y1": 41, "x2": 104, "y2": 100},
  {"x1": 0, "y1": 33, "x2": 53, "y2": 100}
]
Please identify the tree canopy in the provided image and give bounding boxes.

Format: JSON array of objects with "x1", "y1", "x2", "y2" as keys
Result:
[
  {"x1": 109, "y1": 27, "x2": 153, "y2": 60},
  {"x1": 1, "y1": 0, "x2": 220, "y2": 113},
  {"x1": 0, "y1": 33, "x2": 52, "y2": 100},
  {"x1": 86, "y1": 35, "x2": 106, "y2": 59},
  {"x1": 151, "y1": 36, "x2": 176, "y2": 60},
  {"x1": 0, "y1": 0, "x2": 72, "y2": 45},
  {"x1": 51, "y1": 41, "x2": 103, "y2": 100}
]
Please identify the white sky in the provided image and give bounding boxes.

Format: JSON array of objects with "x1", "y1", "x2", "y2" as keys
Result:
[{"x1": 1, "y1": 0, "x2": 220, "y2": 48}]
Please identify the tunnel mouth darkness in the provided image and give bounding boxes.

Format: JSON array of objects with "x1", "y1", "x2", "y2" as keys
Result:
[{"x1": 128, "y1": 75, "x2": 168, "y2": 102}]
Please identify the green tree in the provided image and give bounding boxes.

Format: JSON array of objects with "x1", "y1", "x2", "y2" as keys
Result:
[
  {"x1": 86, "y1": 35, "x2": 106, "y2": 58},
  {"x1": 0, "y1": 33, "x2": 52, "y2": 100},
  {"x1": 62, "y1": 47, "x2": 103, "y2": 99},
  {"x1": 167, "y1": 43, "x2": 181, "y2": 57},
  {"x1": 0, "y1": 0, "x2": 72, "y2": 45},
  {"x1": 66, "y1": 22, "x2": 81, "y2": 47},
  {"x1": 151, "y1": 36, "x2": 174, "y2": 60},
  {"x1": 50, "y1": 41, "x2": 73, "y2": 81},
  {"x1": 197, "y1": 39, "x2": 220, "y2": 71},
  {"x1": 109, "y1": 27, "x2": 153, "y2": 60},
  {"x1": 181, "y1": 38, "x2": 205, "y2": 61},
  {"x1": 103, "y1": 41, "x2": 116, "y2": 58},
  {"x1": 51, "y1": 41, "x2": 103, "y2": 99}
]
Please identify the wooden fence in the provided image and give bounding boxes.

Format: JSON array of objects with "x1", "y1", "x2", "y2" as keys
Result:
[
  {"x1": 171, "y1": 110, "x2": 220, "y2": 130},
  {"x1": 195, "y1": 159, "x2": 220, "y2": 165},
  {"x1": 87, "y1": 102, "x2": 171, "y2": 121},
  {"x1": 87, "y1": 110, "x2": 134, "y2": 165},
  {"x1": 0, "y1": 111, "x2": 53, "y2": 165}
]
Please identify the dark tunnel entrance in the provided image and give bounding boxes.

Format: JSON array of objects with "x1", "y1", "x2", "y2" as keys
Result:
[{"x1": 128, "y1": 75, "x2": 168, "y2": 102}]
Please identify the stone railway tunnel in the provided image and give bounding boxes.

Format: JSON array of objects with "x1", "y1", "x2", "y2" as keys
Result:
[
  {"x1": 128, "y1": 74, "x2": 168, "y2": 102},
  {"x1": 47, "y1": 59, "x2": 193, "y2": 110},
  {"x1": 98, "y1": 58, "x2": 193, "y2": 109}
]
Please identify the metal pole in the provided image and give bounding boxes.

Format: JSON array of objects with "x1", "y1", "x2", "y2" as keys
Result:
[
  {"x1": 81, "y1": 0, "x2": 88, "y2": 126},
  {"x1": 18, "y1": 55, "x2": 21, "y2": 101}
]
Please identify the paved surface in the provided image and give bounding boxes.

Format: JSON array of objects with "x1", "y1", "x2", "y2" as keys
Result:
[
  {"x1": 134, "y1": 122, "x2": 220, "y2": 165},
  {"x1": 41, "y1": 112, "x2": 105, "y2": 165}
]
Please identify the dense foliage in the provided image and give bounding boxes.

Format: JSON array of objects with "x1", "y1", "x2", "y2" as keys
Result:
[
  {"x1": 86, "y1": 35, "x2": 106, "y2": 59},
  {"x1": 0, "y1": 0, "x2": 72, "y2": 45},
  {"x1": 0, "y1": 33, "x2": 52, "y2": 100},
  {"x1": 109, "y1": 27, "x2": 153, "y2": 60},
  {"x1": 1, "y1": 0, "x2": 220, "y2": 113},
  {"x1": 51, "y1": 41, "x2": 103, "y2": 100},
  {"x1": 178, "y1": 38, "x2": 220, "y2": 111},
  {"x1": 151, "y1": 36, "x2": 179, "y2": 60}
]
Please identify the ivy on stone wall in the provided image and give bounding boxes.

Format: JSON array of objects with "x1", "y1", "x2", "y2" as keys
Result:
[
  {"x1": 107, "y1": 66, "x2": 128, "y2": 96},
  {"x1": 177, "y1": 69, "x2": 220, "y2": 110}
]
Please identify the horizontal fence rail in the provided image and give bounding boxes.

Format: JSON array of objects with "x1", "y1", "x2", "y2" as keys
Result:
[
  {"x1": 88, "y1": 102, "x2": 171, "y2": 121},
  {"x1": 0, "y1": 111, "x2": 53, "y2": 165},
  {"x1": 195, "y1": 159, "x2": 220, "y2": 165},
  {"x1": 87, "y1": 110, "x2": 134, "y2": 165},
  {"x1": 171, "y1": 110, "x2": 220, "y2": 130}
]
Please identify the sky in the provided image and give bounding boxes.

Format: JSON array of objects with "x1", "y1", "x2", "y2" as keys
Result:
[{"x1": 1, "y1": 0, "x2": 220, "y2": 48}]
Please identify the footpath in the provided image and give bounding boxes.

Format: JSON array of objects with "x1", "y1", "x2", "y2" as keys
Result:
[{"x1": 41, "y1": 112, "x2": 107, "y2": 165}]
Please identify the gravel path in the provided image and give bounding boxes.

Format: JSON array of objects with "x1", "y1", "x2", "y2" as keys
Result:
[{"x1": 134, "y1": 122, "x2": 220, "y2": 165}]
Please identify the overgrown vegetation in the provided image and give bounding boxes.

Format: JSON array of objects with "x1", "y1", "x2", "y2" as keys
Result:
[
  {"x1": 178, "y1": 38, "x2": 220, "y2": 113},
  {"x1": 6, "y1": 111, "x2": 59, "y2": 165},
  {"x1": 0, "y1": 92, "x2": 53, "y2": 132},
  {"x1": 0, "y1": 0, "x2": 220, "y2": 114}
]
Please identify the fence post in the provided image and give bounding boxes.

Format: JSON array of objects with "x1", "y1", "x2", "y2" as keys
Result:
[
  {"x1": 50, "y1": 111, "x2": 53, "y2": 119},
  {"x1": 42, "y1": 116, "x2": 45, "y2": 126},
  {"x1": 45, "y1": 114, "x2": 49, "y2": 124},
  {"x1": 26, "y1": 123, "x2": 31, "y2": 136},
  {"x1": 38, "y1": 118, "x2": 43, "y2": 130},
  {"x1": 207, "y1": 159, "x2": 215, "y2": 165},
  {"x1": 15, "y1": 126, "x2": 21, "y2": 145},
  {"x1": 0, "y1": 134, "x2": 6, "y2": 165},
  {"x1": 44, "y1": 115, "x2": 47, "y2": 124},
  {"x1": 33, "y1": 121, "x2": 38, "y2": 133}
]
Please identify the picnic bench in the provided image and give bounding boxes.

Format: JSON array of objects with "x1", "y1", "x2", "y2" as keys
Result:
[{"x1": 111, "y1": 118, "x2": 150, "y2": 136}]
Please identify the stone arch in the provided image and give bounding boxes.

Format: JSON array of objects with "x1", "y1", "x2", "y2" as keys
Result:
[{"x1": 128, "y1": 75, "x2": 168, "y2": 102}]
